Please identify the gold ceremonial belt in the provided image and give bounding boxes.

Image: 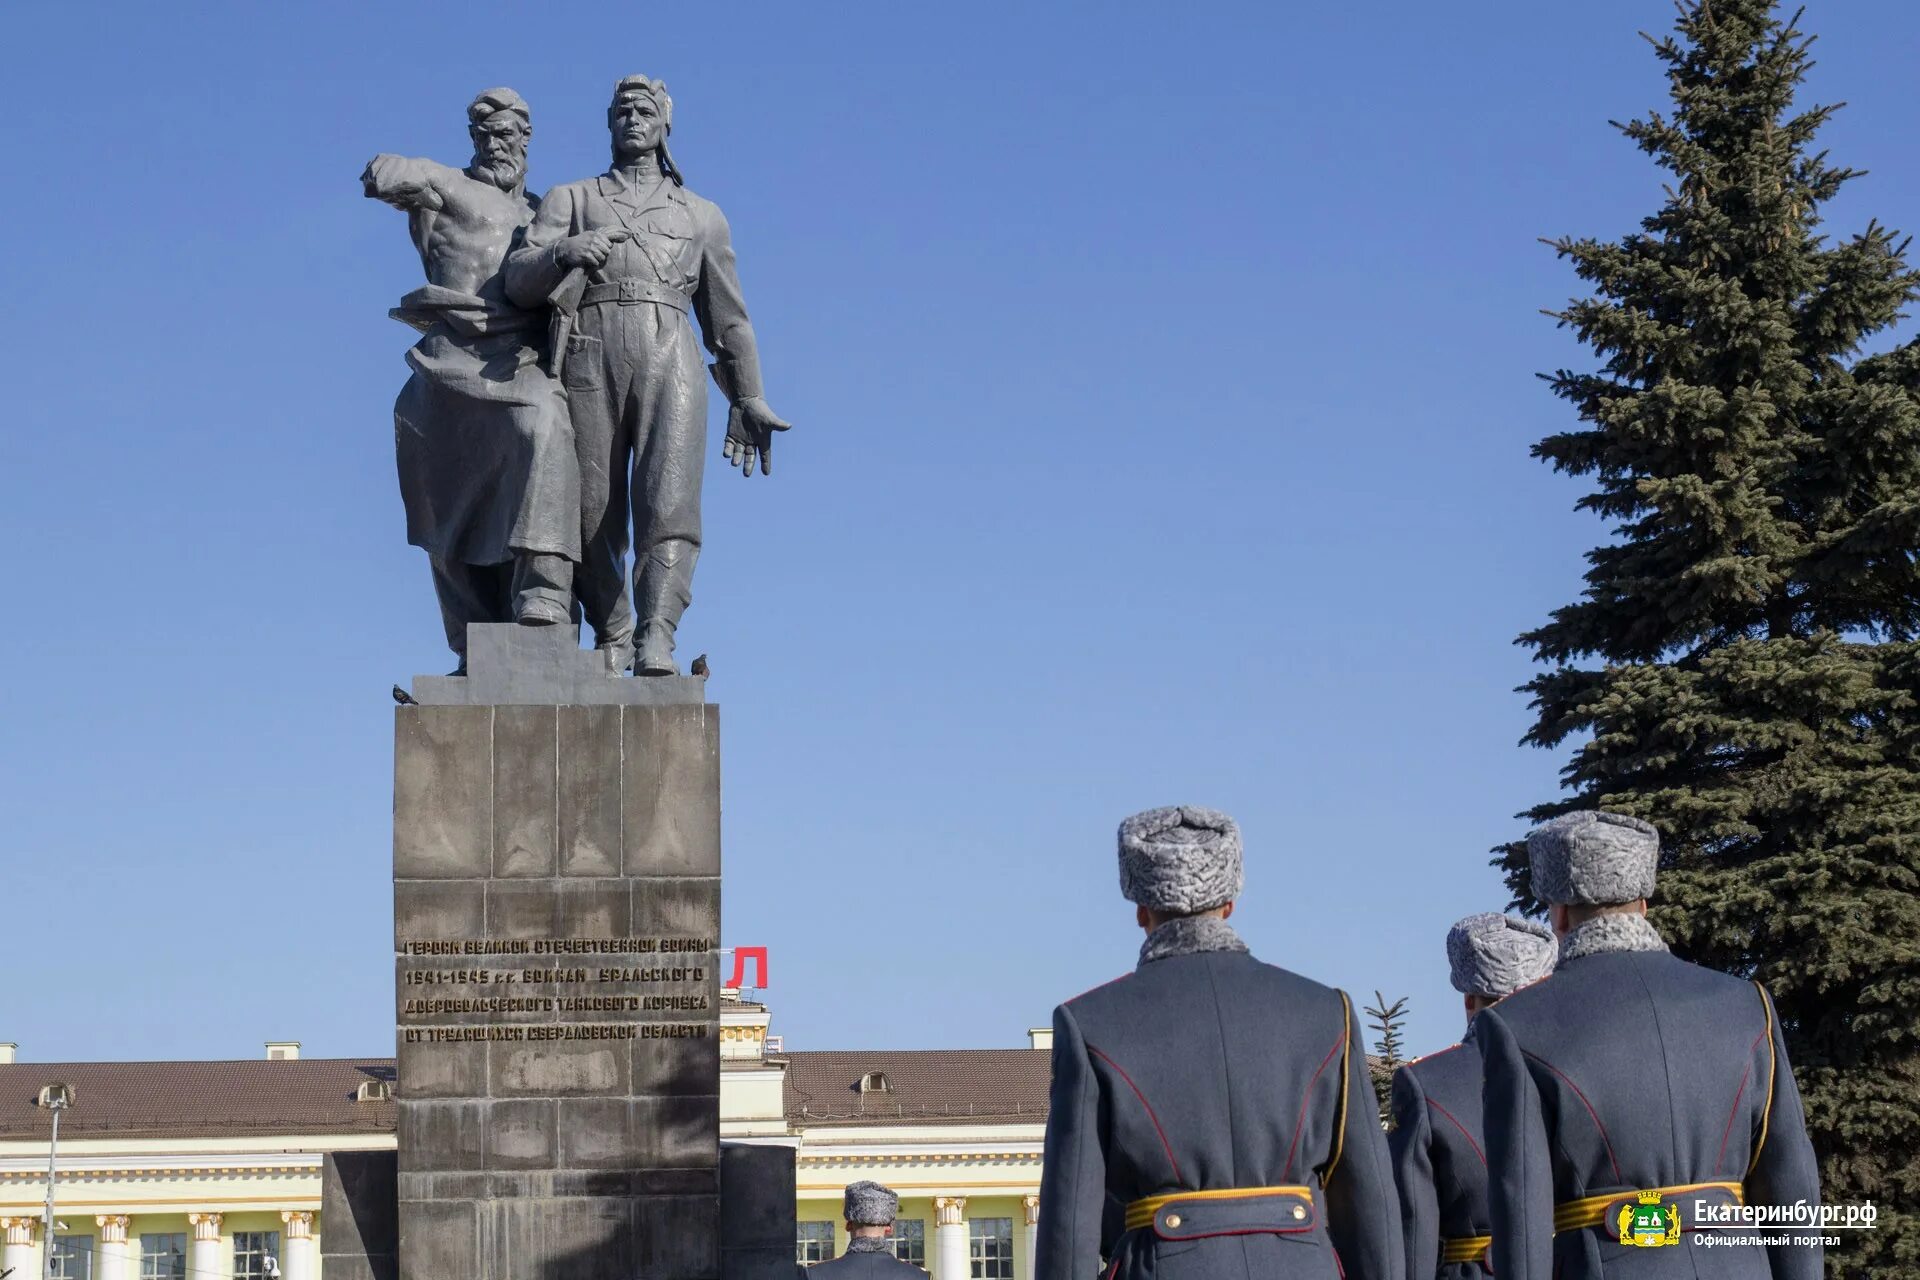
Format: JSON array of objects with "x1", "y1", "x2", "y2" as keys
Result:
[
  {"x1": 1440, "y1": 1235, "x2": 1490, "y2": 1264},
  {"x1": 1553, "y1": 1181, "x2": 1743, "y2": 1235},
  {"x1": 1124, "y1": 1186, "x2": 1314, "y2": 1233}
]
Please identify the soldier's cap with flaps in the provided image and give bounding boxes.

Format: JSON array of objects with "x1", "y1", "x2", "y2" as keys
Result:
[
  {"x1": 1446, "y1": 912, "x2": 1556, "y2": 998},
  {"x1": 611, "y1": 74, "x2": 673, "y2": 125},
  {"x1": 843, "y1": 1180, "x2": 898, "y2": 1226},
  {"x1": 1527, "y1": 810, "x2": 1659, "y2": 906},
  {"x1": 1118, "y1": 805, "x2": 1243, "y2": 915}
]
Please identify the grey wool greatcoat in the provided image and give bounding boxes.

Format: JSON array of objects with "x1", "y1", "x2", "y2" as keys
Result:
[
  {"x1": 1036, "y1": 928, "x2": 1403, "y2": 1280},
  {"x1": 1470, "y1": 922, "x2": 1822, "y2": 1280},
  {"x1": 808, "y1": 1241, "x2": 926, "y2": 1280},
  {"x1": 1389, "y1": 1045, "x2": 1493, "y2": 1280}
]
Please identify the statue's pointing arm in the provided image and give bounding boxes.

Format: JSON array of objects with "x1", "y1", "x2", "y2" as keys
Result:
[{"x1": 361, "y1": 155, "x2": 457, "y2": 212}]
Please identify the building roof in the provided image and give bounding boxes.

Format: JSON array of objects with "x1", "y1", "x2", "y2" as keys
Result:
[
  {"x1": 0, "y1": 1059, "x2": 397, "y2": 1140},
  {"x1": 0, "y1": 1048, "x2": 1051, "y2": 1140},
  {"x1": 783, "y1": 1049, "x2": 1051, "y2": 1126},
  {"x1": 1, "y1": 1044, "x2": 1388, "y2": 1139}
]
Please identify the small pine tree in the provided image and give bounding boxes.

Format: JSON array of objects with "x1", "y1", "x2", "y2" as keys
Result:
[
  {"x1": 1503, "y1": 4, "x2": 1920, "y2": 1272},
  {"x1": 1364, "y1": 992, "x2": 1410, "y2": 1129}
]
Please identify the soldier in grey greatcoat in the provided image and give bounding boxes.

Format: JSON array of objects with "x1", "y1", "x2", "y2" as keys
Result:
[
  {"x1": 505, "y1": 75, "x2": 794, "y2": 676},
  {"x1": 1035, "y1": 806, "x2": 1403, "y2": 1280},
  {"x1": 807, "y1": 1182, "x2": 925, "y2": 1280},
  {"x1": 1391, "y1": 913, "x2": 1556, "y2": 1279},
  {"x1": 1472, "y1": 812, "x2": 1823, "y2": 1279}
]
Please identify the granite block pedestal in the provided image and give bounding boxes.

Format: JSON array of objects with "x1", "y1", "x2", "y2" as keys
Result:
[{"x1": 389, "y1": 624, "x2": 734, "y2": 1280}]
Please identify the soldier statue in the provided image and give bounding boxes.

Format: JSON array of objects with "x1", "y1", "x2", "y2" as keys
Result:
[
  {"x1": 1034, "y1": 806, "x2": 1403, "y2": 1280},
  {"x1": 1390, "y1": 913, "x2": 1556, "y2": 1279},
  {"x1": 362, "y1": 88, "x2": 579, "y2": 671},
  {"x1": 1473, "y1": 812, "x2": 1823, "y2": 1279},
  {"x1": 507, "y1": 74, "x2": 794, "y2": 676},
  {"x1": 807, "y1": 1182, "x2": 925, "y2": 1280}
]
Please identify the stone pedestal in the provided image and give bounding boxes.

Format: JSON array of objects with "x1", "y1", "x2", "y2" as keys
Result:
[
  {"x1": 320, "y1": 1151, "x2": 397, "y2": 1280},
  {"x1": 392, "y1": 625, "x2": 722, "y2": 1280},
  {"x1": 322, "y1": 1145, "x2": 793, "y2": 1280}
]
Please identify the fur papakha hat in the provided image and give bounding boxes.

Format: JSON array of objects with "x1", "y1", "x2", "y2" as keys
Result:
[
  {"x1": 843, "y1": 1180, "x2": 898, "y2": 1226},
  {"x1": 1117, "y1": 805, "x2": 1243, "y2": 915},
  {"x1": 1527, "y1": 810, "x2": 1659, "y2": 906},
  {"x1": 1446, "y1": 912, "x2": 1556, "y2": 998}
]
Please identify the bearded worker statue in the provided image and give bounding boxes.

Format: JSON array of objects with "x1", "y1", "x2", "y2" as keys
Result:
[
  {"x1": 506, "y1": 74, "x2": 795, "y2": 677},
  {"x1": 362, "y1": 88, "x2": 579, "y2": 671}
]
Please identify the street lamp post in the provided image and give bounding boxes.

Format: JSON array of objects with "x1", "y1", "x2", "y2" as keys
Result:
[{"x1": 36, "y1": 1085, "x2": 74, "y2": 1280}]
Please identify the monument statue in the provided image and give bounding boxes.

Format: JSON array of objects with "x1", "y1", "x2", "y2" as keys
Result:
[
  {"x1": 505, "y1": 74, "x2": 794, "y2": 677},
  {"x1": 363, "y1": 88, "x2": 579, "y2": 672}
]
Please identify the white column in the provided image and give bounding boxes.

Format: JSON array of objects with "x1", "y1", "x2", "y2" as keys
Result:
[
  {"x1": 96, "y1": 1217, "x2": 134, "y2": 1280},
  {"x1": 188, "y1": 1214, "x2": 225, "y2": 1280},
  {"x1": 2, "y1": 1217, "x2": 39, "y2": 1280},
  {"x1": 933, "y1": 1198, "x2": 967, "y2": 1280},
  {"x1": 280, "y1": 1213, "x2": 315, "y2": 1280},
  {"x1": 1020, "y1": 1196, "x2": 1039, "y2": 1280}
]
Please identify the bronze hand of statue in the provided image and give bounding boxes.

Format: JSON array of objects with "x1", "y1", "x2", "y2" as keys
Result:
[{"x1": 722, "y1": 397, "x2": 792, "y2": 477}]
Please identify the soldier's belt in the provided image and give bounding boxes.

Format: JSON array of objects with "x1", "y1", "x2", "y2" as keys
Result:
[
  {"x1": 1439, "y1": 1235, "x2": 1490, "y2": 1264},
  {"x1": 1553, "y1": 1180, "x2": 1743, "y2": 1235},
  {"x1": 580, "y1": 279, "x2": 691, "y2": 312},
  {"x1": 1124, "y1": 1186, "x2": 1315, "y2": 1234}
]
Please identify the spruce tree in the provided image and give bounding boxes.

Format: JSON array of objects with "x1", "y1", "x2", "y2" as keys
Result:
[
  {"x1": 1501, "y1": 4, "x2": 1920, "y2": 1271},
  {"x1": 1365, "y1": 992, "x2": 1411, "y2": 1128}
]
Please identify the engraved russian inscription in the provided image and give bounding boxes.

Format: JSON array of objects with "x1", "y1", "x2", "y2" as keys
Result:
[{"x1": 398, "y1": 935, "x2": 713, "y2": 1041}]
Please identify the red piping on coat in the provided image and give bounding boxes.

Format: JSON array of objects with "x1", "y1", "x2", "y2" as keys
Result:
[
  {"x1": 1088, "y1": 1044, "x2": 1184, "y2": 1184},
  {"x1": 1521, "y1": 1050, "x2": 1622, "y2": 1184},
  {"x1": 1426, "y1": 1097, "x2": 1486, "y2": 1167},
  {"x1": 1714, "y1": 1026, "x2": 1769, "y2": 1176},
  {"x1": 1282, "y1": 1028, "x2": 1348, "y2": 1179}
]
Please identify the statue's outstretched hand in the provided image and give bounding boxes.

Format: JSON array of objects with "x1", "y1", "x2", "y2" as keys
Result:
[{"x1": 722, "y1": 397, "x2": 792, "y2": 478}]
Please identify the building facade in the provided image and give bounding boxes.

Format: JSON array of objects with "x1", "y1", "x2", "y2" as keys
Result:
[{"x1": 0, "y1": 1002, "x2": 1050, "y2": 1280}]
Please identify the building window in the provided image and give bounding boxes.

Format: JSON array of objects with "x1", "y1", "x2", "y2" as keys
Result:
[
  {"x1": 233, "y1": 1233, "x2": 280, "y2": 1280},
  {"x1": 50, "y1": 1237, "x2": 93, "y2": 1280},
  {"x1": 891, "y1": 1219, "x2": 926, "y2": 1269},
  {"x1": 969, "y1": 1219, "x2": 1013, "y2": 1280},
  {"x1": 796, "y1": 1221, "x2": 836, "y2": 1266},
  {"x1": 141, "y1": 1235, "x2": 187, "y2": 1280}
]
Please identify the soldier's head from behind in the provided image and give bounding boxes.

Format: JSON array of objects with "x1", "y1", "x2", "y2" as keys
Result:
[
  {"x1": 466, "y1": 88, "x2": 531, "y2": 191},
  {"x1": 1526, "y1": 810, "x2": 1659, "y2": 938},
  {"x1": 1117, "y1": 805, "x2": 1242, "y2": 933},
  {"x1": 1447, "y1": 912, "x2": 1556, "y2": 1024},
  {"x1": 608, "y1": 75, "x2": 682, "y2": 182},
  {"x1": 843, "y1": 1180, "x2": 899, "y2": 1242}
]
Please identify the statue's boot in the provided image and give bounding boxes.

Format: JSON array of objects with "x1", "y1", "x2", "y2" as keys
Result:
[
  {"x1": 633, "y1": 539, "x2": 698, "y2": 677},
  {"x1": 512, "y1": 552, "x2": 574, "y2": 626}
]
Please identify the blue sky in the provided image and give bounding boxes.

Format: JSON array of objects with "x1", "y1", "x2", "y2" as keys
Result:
[{"x1": 5, "y1": 0, "x2": 1918, "y2": 1063}]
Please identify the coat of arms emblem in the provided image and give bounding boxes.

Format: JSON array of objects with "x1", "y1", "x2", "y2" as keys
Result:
[{"x1": 1616, "y1": 1190, "x2": 1682, "y2": 1248}]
